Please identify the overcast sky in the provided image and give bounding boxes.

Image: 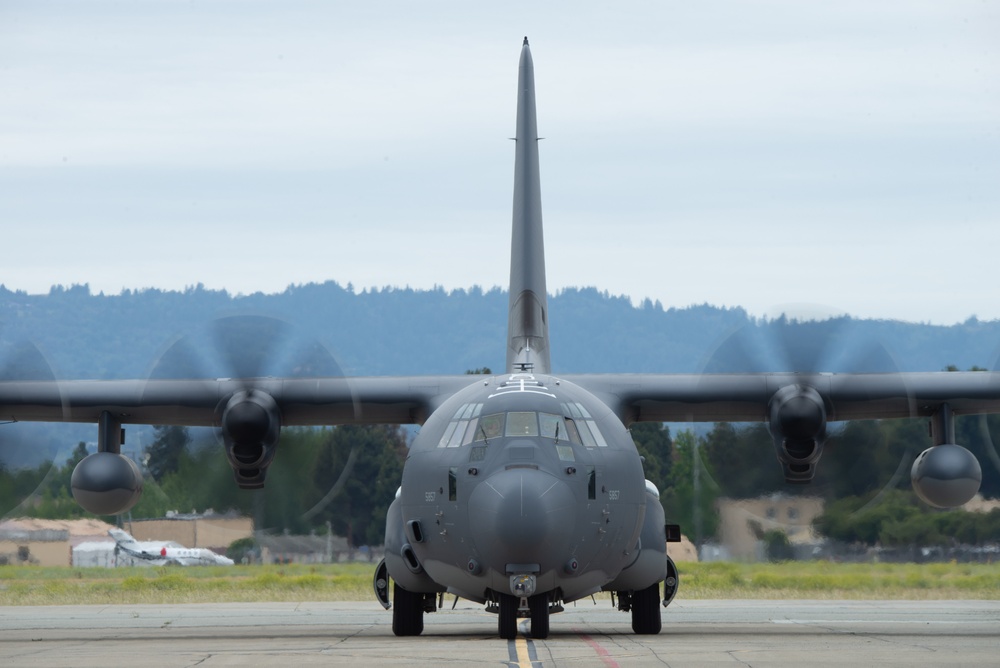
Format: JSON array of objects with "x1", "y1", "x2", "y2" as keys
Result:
[{"x1": 1, "y1": 1, "x2": 997, "y2": 324}]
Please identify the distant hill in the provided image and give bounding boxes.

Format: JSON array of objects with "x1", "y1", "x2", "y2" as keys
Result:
[{"x1": 2, "y1": 282, "x2": 999, "y2": 380}]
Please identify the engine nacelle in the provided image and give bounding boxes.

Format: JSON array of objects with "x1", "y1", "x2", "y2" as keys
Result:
[
  {"x1": 911, "y1": 443, "x2": 982, "y2": 508},
  {"x1": 220, "y1": 390, "x2": 281, "y2": 489},
  {"x1": 768, "y1": 384, "x2": 827, "y2": 483},
  {"x1": 71, "y1": 452, "x2": 143, "y2": 515}
]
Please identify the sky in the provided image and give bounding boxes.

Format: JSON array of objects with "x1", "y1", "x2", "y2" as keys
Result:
[{"x1": 1, "y1": 1, "x2": 998, "y2": 325}]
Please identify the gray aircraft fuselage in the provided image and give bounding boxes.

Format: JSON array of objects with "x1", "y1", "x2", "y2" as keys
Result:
[{"x1": 383, "y1": 373, "x2": 663, "y2": 608}]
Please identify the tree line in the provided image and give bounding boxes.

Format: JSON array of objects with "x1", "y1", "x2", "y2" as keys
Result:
[
  {"x1": 4, "y1": 414, "x2": 998, "y2": 550},
  {"x1": 663, "y1": 415, "x2": 1000, "y2": 548}
]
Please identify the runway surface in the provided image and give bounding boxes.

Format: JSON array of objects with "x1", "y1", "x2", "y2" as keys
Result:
[{"x1": 2, "y1": 599, "x2": 998, "y2": 666}]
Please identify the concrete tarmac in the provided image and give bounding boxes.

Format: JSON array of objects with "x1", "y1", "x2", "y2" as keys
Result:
[{"x1": 1, "y1": 599, "x2": 998, "y2": 667}]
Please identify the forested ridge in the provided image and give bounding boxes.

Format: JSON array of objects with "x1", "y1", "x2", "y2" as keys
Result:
[{"x1": 3, "y1": 281, "x2": 1000, "y2": 379}]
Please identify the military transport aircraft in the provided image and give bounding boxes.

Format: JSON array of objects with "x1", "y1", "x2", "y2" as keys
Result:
[
  {"x1": 0, "y1": 38, "x2": 994, "y2": 639},
  {"x1": 108, "y1": 528, "x2": 236, "y2": 567}
]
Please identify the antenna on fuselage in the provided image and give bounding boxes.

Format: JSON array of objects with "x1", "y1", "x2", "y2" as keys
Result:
[{"x1": 506, "y1": 37, "x2": 551, "y2": 375}]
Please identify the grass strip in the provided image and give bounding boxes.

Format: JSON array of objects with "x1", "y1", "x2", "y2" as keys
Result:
[{"x1": 1, "y1": 561, "x2": 998, "y2": 606}]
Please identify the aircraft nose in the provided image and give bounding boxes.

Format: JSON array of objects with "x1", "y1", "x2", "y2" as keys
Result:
[{"x1": 467, "y1": 467, "x2": 576, "y2": 565}]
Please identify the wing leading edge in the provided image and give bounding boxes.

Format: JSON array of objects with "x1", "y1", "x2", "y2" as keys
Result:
[
  {"x1": 0, "y1": 375, "x2": 476, "y2": 427},
  {"x1": 569, "y1": 370, "x2": 1000, "y2": 424}
]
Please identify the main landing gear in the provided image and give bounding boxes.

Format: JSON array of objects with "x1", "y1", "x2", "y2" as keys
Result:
[
  {"x1": 392, "y1": 583, "x2": 438, "y2": 636},
  {"x1": 392, "y1": 583, "x2": 424, "y2": 636},
  {"x1": 630, "y1": 582, "x2": 662, "y2": 635}
]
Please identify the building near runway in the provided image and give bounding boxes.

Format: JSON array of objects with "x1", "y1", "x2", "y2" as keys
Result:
[
  {"x1": 126, "y1": 511, "x2": 252, "y2": 552},
  {"x1": 1, "y1": 514, "x2": 384, "y2": 566},
  {"x1": 713, "y1": 495, "x2": 825, "y2": 561},
  {"x1": 0, "y1": 518, "x2": 117, "y2": 566}
]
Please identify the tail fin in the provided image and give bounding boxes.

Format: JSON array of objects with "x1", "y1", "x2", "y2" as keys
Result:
[
  {"x1": 108, "y1": 528, "x2": 136, "y2": 544},
  {"x1": 506, "y1": 37, "x2": 551, "y2": 374}
]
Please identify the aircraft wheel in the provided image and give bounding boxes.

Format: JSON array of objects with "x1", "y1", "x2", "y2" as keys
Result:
[
  {"x1": 498, "y1": 593, "x2": 518, "y2": 639},
  {"x1": 631, "y1": 582, "x2": 662, "y2": 635},
  {"x1": 528, "y1": 593, "x2": 549, "y2": 639},
  {"x1": 392, "y1": 583, "x2": 424, "y2": 636}
]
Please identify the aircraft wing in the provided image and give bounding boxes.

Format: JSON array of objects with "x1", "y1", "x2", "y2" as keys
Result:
[
  {"x1": 7, "y1": 370, "x2": 1000, "y2": 431},
  {"x1": 571, "y1": 370, "x2": 997, "y2": 497},
  {"x1": 0, "y1": 375, "x2": 475, "y2": 427},
  {"x1": 568, "y1": 371, "x2": 1000, "y2": 423}
]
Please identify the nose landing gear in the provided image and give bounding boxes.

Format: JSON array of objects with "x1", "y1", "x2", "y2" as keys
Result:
[{"x1": 495, "y1": 592, "x2": 552, "y2": 639}]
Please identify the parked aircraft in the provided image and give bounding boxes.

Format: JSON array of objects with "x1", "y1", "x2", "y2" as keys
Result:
[
  {"x1": 0, "y1": 38, "x2": 993, "y2": 638},
  {"x1": 108, "y1": 528, "x2": 235, "y2": 567}
]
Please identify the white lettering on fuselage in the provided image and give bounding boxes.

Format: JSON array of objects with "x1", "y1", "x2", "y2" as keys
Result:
[{"x1": 487, "y1": 374, "x2": 557, "y2": 399}]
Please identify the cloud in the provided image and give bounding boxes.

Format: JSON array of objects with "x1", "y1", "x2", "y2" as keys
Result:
[{"x1": 0, "y1": 1, "x2": 997, "y2": 323}]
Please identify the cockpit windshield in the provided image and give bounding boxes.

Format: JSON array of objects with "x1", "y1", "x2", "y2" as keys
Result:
[
  {"x1": 437, "y1": 403, "x2": 609, "y2": 448},
  {"x1": 505, "y1": 412, "x2": 538, "y2": 437},
  {"x1": 538, "y1": 413, "x2": 564, "y2": 439},
  {"x1": 478, "y1": 412, "x2": 504, "y2": 440}
]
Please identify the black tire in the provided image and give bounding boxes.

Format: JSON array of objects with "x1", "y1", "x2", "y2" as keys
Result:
[
  {"x1": 631, "y1": 582, "x2": 662, "y2": 634},
  {"x1": 498, "y1": 593, "x2": 518, "y2": 639},
  {"x1": 392, "y1": 583, "x2": 424, "y2": 636},
  {"x1": 528, "y1": 593, "x2": 549, "y2": 639}
]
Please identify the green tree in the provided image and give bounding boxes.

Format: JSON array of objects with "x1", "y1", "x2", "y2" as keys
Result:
[
  {"x1": 662, "y1": 430, "x2": 719, "y2": 543},
  {"x1": 816, "y1": 491, "x2": 1000, "y2": 548},
  {"x1": 761, "y1": 529, "x2": 794, "y2": 561},
  {"x1": 629, "y1": 422, "x2": 672, "y2": 492},
  {"x1": 309, "y1": 425, "x2": 408, "y2": 546},
  {"x1": 226, "y1": 536, "x2": 257, "y2": 562},
  {"x1": 66, "y1": 441, "x2": 89, "y2": 469},
  {"x1": 146, "y1": 425, "x2": 190, "y2": 482},
  {"x1": 812, "y1": 420, "x2": 919, "y2": 500},
  {"x1": 815, "y1": 490, "x2": 926, "y2": 545},
  {"x1": 955, "y1": 414, "x2": 1000, "y2": 499},
  {"x1": 0, "y1": 461, "x2": 55, "y2": 517},
  {"x1": 131, "y1": 429, "x2": 250, "y2": 520},
  {"x1": 20, "y1": 443, "x2": 87, "y2": 519},
  {"x1": 701, "y1": 422, "x2": 783, "y2": 498},
  {"x1": 257, "y1": 427, "x2": 328, "y2": 533}
]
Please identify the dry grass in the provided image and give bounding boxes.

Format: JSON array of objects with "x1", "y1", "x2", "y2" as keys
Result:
[
  {"x1": 678, "y1": 561, "x2": 1000, "y2": 600},
  {"x1": 0, "y1": 563, "x2": 373, "y2": 605},
  {"x1": 1, "y1": 561, "x2": 997, "y2": 606}
]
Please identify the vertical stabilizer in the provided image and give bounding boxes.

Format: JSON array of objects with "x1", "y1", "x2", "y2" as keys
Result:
[
  {"x1": 506, "y1": 37, "x2": 551, "y2": 374},
  {"x1": 108, "y1": 528, "x2": 136, "y2": 544}
]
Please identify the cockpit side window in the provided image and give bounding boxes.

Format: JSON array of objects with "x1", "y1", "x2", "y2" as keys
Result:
[
  {"x1": 505, "y1": 411, "x2": 538, "y2": 437},
  {"x1": 563, "y1": 418, "x2": 582, "y2": 445},
  {"x1": 561, "y1": 402, "x2": 608, "y2": 447},
  {"x1": 447, "y1": 419, "x2": 470, "y2": 447},
  {"x1": 575, "y1": 418, "x2": 599, "y2": 447},
  {"x1": 461, "y1": 418, "x2": 479, "y2": 446},
  {"x1": 438, "y1": 421, "x2": 459, "y2": 448},
  {"x1": 583, "y1": 419, "x2": 609, "y2": 447},
  {"x1": 438, "y1": 403, "x2": 485, "y2": 447}
]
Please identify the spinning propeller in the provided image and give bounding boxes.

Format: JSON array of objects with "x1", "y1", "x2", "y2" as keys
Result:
[
  {"x1": 692, "y1": 304, "x2": 981, "y2": 541},
  {"x1": 146, "y1": 315, "x2": 348, "y2": 489}
]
